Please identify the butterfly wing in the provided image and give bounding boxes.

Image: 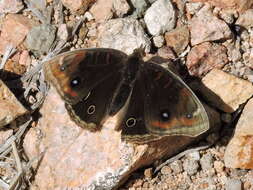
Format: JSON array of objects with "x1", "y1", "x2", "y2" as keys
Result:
[
  {"x1": 121, "y1": 61, "x2": 209, "y2": 143},
  {"x1": 44, "y1": 48, "x2": 127, "y2": 104},
  {"x1": 65, "y1": 71, "x2": 122, "y2": 131},
  {"x1": 43, "y1": 48, "x2": 127, "y2": 131}
]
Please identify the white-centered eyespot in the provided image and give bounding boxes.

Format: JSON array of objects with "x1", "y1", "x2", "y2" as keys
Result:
[
  {"x1": 87, "y1": 105, "x2": 95, "y2": 114},
  {"x1": 126, "y1": 117, "x2": 136, "y2": 127}
]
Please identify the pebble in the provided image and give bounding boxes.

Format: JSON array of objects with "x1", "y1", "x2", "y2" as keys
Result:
[
  {"x1": 144, "y1": 0, "x2": 176, "y2": 36},
  {"x1": 144, "y1": 168, "x2": 153, "y2": 179},
  {"x1": 130, "y1": 0, "x2": 149, "y2": 18},
  {"x1": 214, "y1": 161, "x2": 225, "y2": 173},
  {"x1": 170, "y1": 160, "x2": 183, "y2": 174},
  {"x1": 25, "y1": 24, "x2": 56, "y2": 56},
  {"x1": 98, "y1": 18, "x2": 151, "y2": 54},
  {"x1": 152, "y1": 35, "x2": 164, "y2": 48},
  {"x1": 161, "y1": 165, "x2": 172, "y2": 175},
  {"x1": 187, "y1": 151, "x2": 200, "y2": 161},
  {"x1": 183, "y1": 159, "x2": 199, "y2": 176},
  {"x1": 225, "y1": 178, "x2": 242, "y2": 190},
  {"x1": 200, "y1": 153, "x2": 214, "y2": 170}
]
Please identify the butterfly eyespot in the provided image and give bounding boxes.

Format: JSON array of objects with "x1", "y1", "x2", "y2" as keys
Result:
[
  {"x1": 186, "y1": 113, "x2": 193, "y2": 119},
  {"x1": 70, "y1": 77, "x2": 81, "y2": 88},
  {"x1": 83, "y1": 91, "x2": 91, "y2": 101},
  {"x1": 60, "y1": 66, "x2": 66, "y2": 71},
  {"x1": 126, "y1": 118, "x2": 136, "y2": 127},
  {"x1": 160, "y1": 109, "x2": 170, "y2": 121},
  {"x1": 87, "y1": 105, "x2": 95, "y2": 114}
]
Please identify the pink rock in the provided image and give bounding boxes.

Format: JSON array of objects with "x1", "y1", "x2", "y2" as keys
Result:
[
  {"x1": 236, "y1": 9, "x2": 253, "y2": 29},
  {"x1": 19, "y1": 50, "x2": 31, "y2": 67},
  {"x1": 90, "y1": 0, "x2": 114, "y2": 23},
  {"x1": 61, "y1": 0, "x2": 96, "y2": 14},
  {"x1": 186, "y1": 42, "x2": 228, "y2": 77},
  {"x1": 189, "y1": 0, "x2": 253, "y2": 12},
  {"x1": 23, "y1": 86, "x2": 211, "y2": 189},
  {"x1": 0, "y1": 0, "x2": 24, "y2": 14},
  {"x1": 224, "y1": 98, "x2": 253, "y2": 169},
  {"x1": 165, "y1": 25, "x2": 190, "y2": 55},
  {"x1": 201, "y1": 69, "x2": 253, "y2": 113},
  {"x1": 0, "y1": 14, "x2": 36, "y2": 55},
  {"x1": 189, "y1": 5, "x2": 232, "y2": 45}
]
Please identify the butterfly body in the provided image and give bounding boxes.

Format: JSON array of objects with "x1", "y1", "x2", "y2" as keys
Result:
[{"x1": 44, "y1": 48, "x2": 209, "y2": 143}]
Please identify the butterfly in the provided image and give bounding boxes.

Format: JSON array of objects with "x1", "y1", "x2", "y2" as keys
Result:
[{"x1": 43, "y1": 48, "x2": 209, "y2": 144}]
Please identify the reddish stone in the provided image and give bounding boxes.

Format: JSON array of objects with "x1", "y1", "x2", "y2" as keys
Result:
[
  {"x1": 189, "y1": 5, "x2": 232, "y2": 45},
  {"x1": 165, "y1": 25, "x2": 190, "y2": 55},
  {"x1": 90, "y1": 0, "x2": 114, "y2": 22},
  {"x1": 0, "y1": 14, "x2": 36, "y2": 54},
  {"x1": 186, "y1": 42, "x2": 228, "y2": 77},
  {"x1": 61, "y1": 0, "x2": 96, "y2": 14},
  {"x1": 189, "y1": 0, "x2": 253, "y2": 12}
]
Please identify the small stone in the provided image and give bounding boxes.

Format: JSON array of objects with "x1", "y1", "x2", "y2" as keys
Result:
[
  {"x1": 236, "y1": 9, "x2": 253, "y2": 29},
  {"x1": 225, "y1": 178, "x2": 242, "y2": 190},
  {"x1": 0, "y1": 0, "x2": 24, "y2": 14},
  {"x1": 144, "y1": 168, "x2": 153, "y2": 178},
  {"x1": 165, "y1": 25, "x2": 190, "y2": 55},
  {"x1": 161, "y1": 165, "x2": 172, "y2": 175},
  {"x1": 186, "y1": 2, "x2": 204, "y2": 15},
  {"x1": 130, "y1": 0, "x2": 149, "y2": 18},
  {"x1": 90, "y1": 0, "x2": 114, "y2": 23},
  {"x1": 0, "y1": 14, "x2": 36, "y2": 54},
  {"x1": 153, "y1": 35, "x2": 165, "y2": 48},
  {"x1": 57, "y1": 24, "x2": 69, "y2": 41},
  {"x1": 214, "y1": 160, "x2": 224, "y2": 173},
  {"x1": 170, "y1": 160, "x2": 183, "y2": 174},
  {"x1": 144, "y1": 0, "x2": 176, "y2": 36},
  {"x1": 157, "y1": 46, "x2": 176, "y2": 59},
  {"x1": 187, "y1": 151, "x2": 200, "y2": 161},
  {"x1": 201, "y1": 69, "x2": 253, "y2": 113},
  {"x1": 98, "y1": 18, "x2": 151, "y2": 54},
  {"x1": 186, "y1": 42, "x2": 228, "y2": 77},
  {"x1": 189, "y1": 5, "x2": 232, "y2": 45},
  {"x1": 0, "y1": 80, "x2": 28, "y2": 127},
  {"x1": 112, "y1": 0, "x2": 130, "y2": 17},
  {"x1": 219, "y1": 9, "x2": 236, "y2": 24},
  {"x1": 190, "y1": 0, "x2": 253, "y2": 12},
  {"x1": 183, "y1": 159, "x2": 199, "y2": 175},
  {"x1": 61, "y1": 0, "x2": 95, "y2": 14},
  {"x1": 84, "y1": 11, "x2": 94, "y2": 21},
  {"x1": 25, "y1": 24, "x2": 56, "y2": 56},
  {"x1": 200, "y1": 153, "x2": 214, "y2": 170}
]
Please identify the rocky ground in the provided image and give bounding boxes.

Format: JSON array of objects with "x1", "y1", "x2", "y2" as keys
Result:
[{"x1": 0, "y1": 0, "x2": 253, "y2": 189}]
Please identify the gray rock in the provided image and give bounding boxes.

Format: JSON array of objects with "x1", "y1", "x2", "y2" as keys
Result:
[
  {"x1": 183, "y1": 159, "x2": 199, "y2": 175},
  {"x1": 130, "y1": 0, "x2": 149, "y2": 18},
  {"x1": 153, "y1": 35, "x2": 164, "y2": 48},
  {"x1": 144, "y1": 0, "x2": 176, "y2": 36},
  {"x1": 200, "y1": 153, "x2": 214, "y2": 170},
  {"x1": 26, "y1": 24, "x2": 56, "y2": 56},
  {"x1": 98, "y1": 18, "x2": 151, "y2": 54},
  {"x1": 225, "y1": 178, "x2": 242, "y2": 190},
  {"x1": 170, "y1": 160, "x2": 183, "y2": 174},
  {"x1": 187, "y1": 151, "x2": 200, "y2": 161}
]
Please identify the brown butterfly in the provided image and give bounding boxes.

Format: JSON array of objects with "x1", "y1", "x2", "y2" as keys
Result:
[{"x1": 43, "y1": 48, "x2": 209, "y2": 143}]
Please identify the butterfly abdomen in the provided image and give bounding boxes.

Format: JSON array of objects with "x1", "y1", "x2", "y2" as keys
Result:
[{"x1": 108, "y1": 52, "x2": 143, "y2": 116}]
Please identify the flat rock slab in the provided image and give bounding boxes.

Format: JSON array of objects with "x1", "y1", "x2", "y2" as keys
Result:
[
  {"x1": 201, "y1": 69, "x2": 253, "y2": 113},
  {"x1": 0, "y1": 80, "x2": 28, "y2": 127},
  {"x1": 24, "y1": 87, "x2": 210, "y2": 189},
  {"x1": 224, "y1": 98, "x2": 253, "y2": 169}
]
